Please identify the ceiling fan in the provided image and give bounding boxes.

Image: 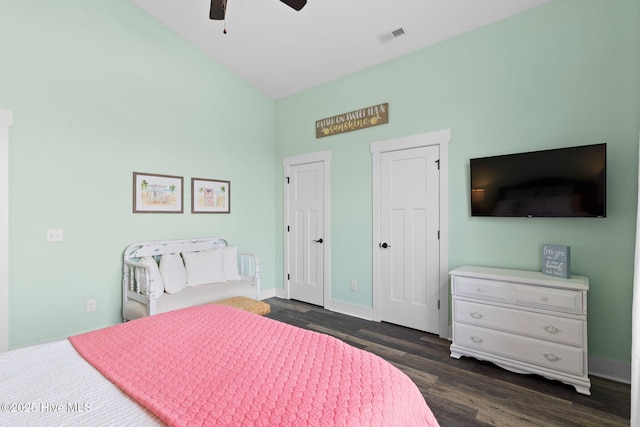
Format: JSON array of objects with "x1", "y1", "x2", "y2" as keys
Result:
[{"x1": 209, "y1": 0, "x2": 307, "y2": 21}]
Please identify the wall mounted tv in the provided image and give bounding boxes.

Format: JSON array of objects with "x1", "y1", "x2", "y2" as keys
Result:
[{"x1": 470, "y1": 143, "x2": 606, "y2": 218}]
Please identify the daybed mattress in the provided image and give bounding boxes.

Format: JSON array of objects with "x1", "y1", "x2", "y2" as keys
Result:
[{"x1": 123, "y1": 279, "x2": 257, "y2": 320}]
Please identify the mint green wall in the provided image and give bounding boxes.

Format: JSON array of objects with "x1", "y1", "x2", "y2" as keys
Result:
[
  {"x1": 275, "y1": 0, "x2": 640, "y2": 365},
  {"x1": 1, "y1": 1, "x2": 276, "y2": 348},
  {"x1": 2, "y1": 0, "x2": 638, "y2": 368}
]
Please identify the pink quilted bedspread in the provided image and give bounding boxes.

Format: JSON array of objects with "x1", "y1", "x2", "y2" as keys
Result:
[{"x1": 69, "y1": 304, "x2": 439, "y2": 426}]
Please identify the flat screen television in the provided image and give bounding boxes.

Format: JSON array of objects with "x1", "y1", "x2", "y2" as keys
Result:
[{"x1": 470, "y1": 143, "x2": 606, "y2": 218}]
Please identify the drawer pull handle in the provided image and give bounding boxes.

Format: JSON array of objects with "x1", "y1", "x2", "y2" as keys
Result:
[
  {"x1": 544, "y1": 325, "x2": 561, "y2": 334},
  {"x1": 470, "y1": 336, "x2": 483, "y2": 344},
  {"x1": 470, "y1": 312, "x2": 483, "y2": 320},
  {"x1": 544, "y1": 352, "x2": 561, "y2": 362}
]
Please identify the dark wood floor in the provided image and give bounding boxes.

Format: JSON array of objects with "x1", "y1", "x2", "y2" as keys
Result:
[{"x1": 264, "y1": 297, "x2": 630, "y2": 427}]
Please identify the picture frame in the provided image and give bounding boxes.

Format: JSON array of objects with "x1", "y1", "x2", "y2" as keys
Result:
[
  {"x1": 133, "y1": 172, "x2": 184, "y2": 213},
  {"x1": 191, "y1": 178, "x2": 231, "y2": 214}
]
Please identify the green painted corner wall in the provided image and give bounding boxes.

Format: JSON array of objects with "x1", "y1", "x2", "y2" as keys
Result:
[
  {"x1": 1, "y1": 1, "x2": 276, "y2": 348},
  {"x1": 274, "y1": 0, "x2": 640, "y2": 365}
]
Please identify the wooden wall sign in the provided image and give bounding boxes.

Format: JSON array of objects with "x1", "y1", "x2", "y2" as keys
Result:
[
  {"x1": 542, "y1": 244, "x2": 571, "y2": 278},
  {"x1": 316, "y1": 103, "x2": 388, "y2": 138}
]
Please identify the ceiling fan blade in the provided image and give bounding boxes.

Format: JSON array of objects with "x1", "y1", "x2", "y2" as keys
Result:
[
  {"x1": 209, "y1": 0, "x2": 226, "y2": 20},
  {"x1": 280, "y1": 0, "x2": 307, "y2": 11}
]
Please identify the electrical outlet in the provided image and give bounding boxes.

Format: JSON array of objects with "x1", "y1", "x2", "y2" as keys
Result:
[
  {"x1": 46, "y1": 229, "x2": 64, "y2": 242},
  {"x1": 351, "y1": 280, "x2": 357, "y2": 291},
  {"x1": 86, "y1": 299, "x2": 96, "y2": 313}
]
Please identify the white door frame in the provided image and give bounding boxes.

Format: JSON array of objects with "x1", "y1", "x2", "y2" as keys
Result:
[
  {"x1": 0, "y1": 109, "x2": 13, "y2": 352},
  {"x1": 371, "y1": 129, "x2": 451, "y2": 339},
  {"x1": 282, "y1": 151, "x2": 332, "y2": 307}
]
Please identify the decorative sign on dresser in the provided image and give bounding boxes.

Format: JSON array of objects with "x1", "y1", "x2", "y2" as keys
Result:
[
  {"x1": 449, "y1": 265, "x2": 590, "y2": 395},
  {"x1": 542, "y1": 244, "x2": 571, "y2": 278}
]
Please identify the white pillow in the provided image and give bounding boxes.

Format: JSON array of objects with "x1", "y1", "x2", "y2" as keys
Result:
[
  {"x1": 136, "y1": 256, "x2": 164, "y2": 299},
  {"x1": 159, "y1": 253, "x2": 187, "y2": 294},
  {"x1": 182, "y1": 249, "x2": 227, "y2": 287},
  {"x1": 223, "y1": 246, "x2": 241, "y2": 281}
]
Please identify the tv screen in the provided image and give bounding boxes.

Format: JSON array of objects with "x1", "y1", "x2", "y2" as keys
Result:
[{"x1": 470, "y1": 143, "x2": 606, "y2": 218}]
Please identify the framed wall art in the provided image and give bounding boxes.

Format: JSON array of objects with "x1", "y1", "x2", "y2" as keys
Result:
[
  {"x1": 133, "y1": 172, "x2": 184, "y2": 213},
  {"x1": 191, "y1": 178, "x2": 230, "y2": 214}
]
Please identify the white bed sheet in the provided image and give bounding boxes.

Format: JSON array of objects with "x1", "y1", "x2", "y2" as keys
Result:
[{"x1": 0, "y1": 339, "x2": 163, "y2": 426}]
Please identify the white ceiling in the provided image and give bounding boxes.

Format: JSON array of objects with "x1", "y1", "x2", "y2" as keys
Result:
[{"x1": 130, "y1": 0, "x2": 553, "y2": 100}]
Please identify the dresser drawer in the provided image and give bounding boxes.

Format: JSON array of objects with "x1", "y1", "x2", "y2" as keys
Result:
[
  {"x1": 513, "y1": 284, "x2": 583, "y2": 314},
  {"x1": 453, "y1": 276, "x2": 509, "y2": 302},
  {"x1": 454, "y1": 300, "x2": 583, "y2": 346},
  {"x1": 454, "y1": 323, "x2": 585, "y2": 376}
]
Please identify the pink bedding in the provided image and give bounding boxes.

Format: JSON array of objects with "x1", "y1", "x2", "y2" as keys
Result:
[{"x1": 69, "y1": 304, "x2": 439, "y2": 426}]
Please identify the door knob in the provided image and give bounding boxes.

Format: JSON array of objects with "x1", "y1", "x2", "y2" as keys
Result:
[
  {"x1": 379, "y1": 242, "x2": 391, "y2": 248},
  {"x1": 313, "y1": 238, "x2": 323, "y2": 243}
]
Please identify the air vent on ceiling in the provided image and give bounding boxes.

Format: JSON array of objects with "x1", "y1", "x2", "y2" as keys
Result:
[{"x1": 377, "y1": 27, "x2": 406, "y2": 45}]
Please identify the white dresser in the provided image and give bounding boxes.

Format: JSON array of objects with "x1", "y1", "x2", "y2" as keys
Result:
[{"x1": 450, "y1": 265, "x2": 590, "y2": 395}]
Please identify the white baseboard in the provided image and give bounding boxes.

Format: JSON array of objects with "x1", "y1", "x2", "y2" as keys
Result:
[
  {"x1": 326, "y1": 299, "x2": 375, "y2": 321},
  {"x1": 589, "y1": 356, "x2": 631, "y2": 384},
  {"x1": 267, "y1": 294, "x2": 375, "y2": 320},
  {"x1": 260, "y1": 287, "x2": 277, "y2": 300}
]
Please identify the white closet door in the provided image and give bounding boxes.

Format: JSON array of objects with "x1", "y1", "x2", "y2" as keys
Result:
[
  {"x1": 379, "y1": 145, "x2": 440, "y2": 334},
  {"x1": 287, "y1": 161, "x2": 324, "y2": 306}
]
